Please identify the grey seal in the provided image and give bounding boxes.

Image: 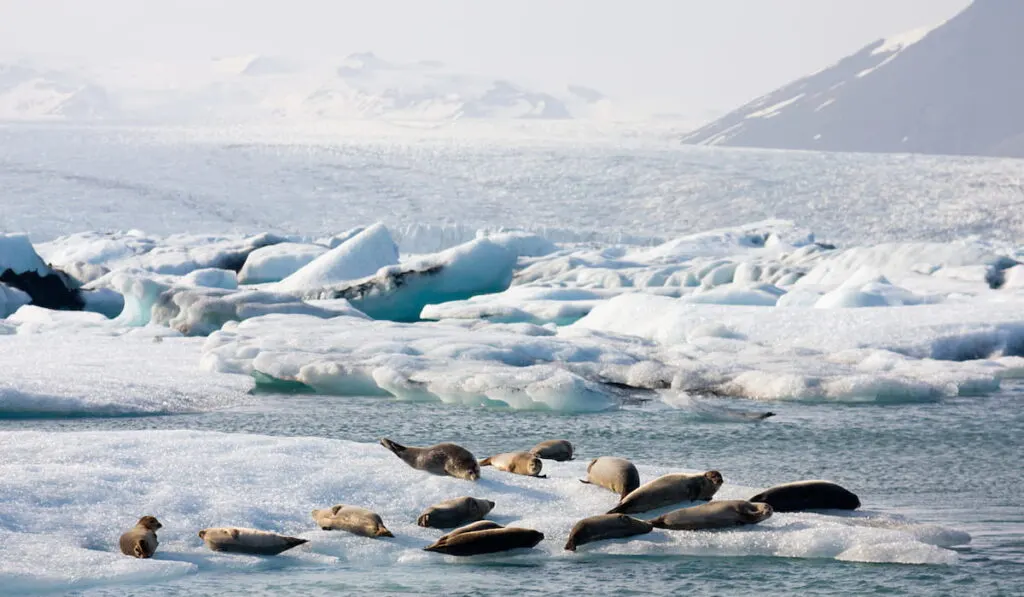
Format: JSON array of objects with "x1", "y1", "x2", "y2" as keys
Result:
[
  {"x1": 424, "y1": 527, "x2": 544, "y2": 556},
  {"x1": 564, "y1": 514, "x2": 653, "y2": 551},
  {"x1": 311, "y1": 504, "x2": 393, "y2": 537},
  {"x1": 380, "y1": 438, "x2": 480, "y2": 481},
  {"x1": 529, "y1": 439, "x2": 574, "y2": 461},
  {"x1": 649, "y1": 500, "x2": 773, "y2": 530},
  {"x1": 608, "y1": 471, "x2": 723, "y2": 514},
  {"x1": 480, "y1": 452, "x2": 545, "y2": 477},
  {"x1": 580, "y1": 456, "x2": 641, "y2": 499},
  {"x1": 417, "y1": 496, "x2": 495, "y2": 529},
  {"x1": 197, "y1": 527, "x2": 308, "y2": 555}
]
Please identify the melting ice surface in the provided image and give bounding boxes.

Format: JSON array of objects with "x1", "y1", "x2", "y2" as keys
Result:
[{"x1": 1, "y1": 124, "x2": 1023, "y2": 596}]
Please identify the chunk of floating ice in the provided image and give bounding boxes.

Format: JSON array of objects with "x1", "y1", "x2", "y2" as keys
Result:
[
  {"x1": 0, "y1": 430, "x2": 969, "y2": 593},
  {"x1": 275, "y1": 223, "x2": 399, "y2": 292},
  {"x1": 0, "y1": 333, "x2": 250, "y2": 416},
  {"x1": 421, "y1": 286, "x2": 612, "y2": 325},
  {"x1": 301, "y1": 237, "x2": 518, "y2": 322},
  {"x1": 237, "y1": 242, "x2": 328, "y2": 284}
]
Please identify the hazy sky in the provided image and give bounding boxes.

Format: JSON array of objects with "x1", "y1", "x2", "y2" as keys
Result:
[{"x1": 0, "y1": 0, "x2": 971, "y2": 115}]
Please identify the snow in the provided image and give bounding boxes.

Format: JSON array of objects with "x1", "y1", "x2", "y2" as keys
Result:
[
  {"x1": 275, "y1": 223, "x2": 399, "y2": 292},
  {"x1": 870, "y1": 25, "x2": 938, "y2": 56},
  {"x1": 0, "y1": 429, "x2": 968, "y2": 592},
  {"x1": 0, "y1": 283, "x2": 31, "y2": 318},
  {"x1": 745, "y1": 94, "x2": 805, "y2": 119},
  {"x1": 237, "y1": 243, "x2": 327, "y2": 284}
]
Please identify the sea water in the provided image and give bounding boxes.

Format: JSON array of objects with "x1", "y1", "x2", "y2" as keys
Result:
[{"x1": 5, "y1": 383, "x2": 1022, "y2": 596}]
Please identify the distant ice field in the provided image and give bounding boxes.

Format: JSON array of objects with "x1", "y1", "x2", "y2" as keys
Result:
[{"x1": 1, "y1": 122, "x2": 1023, "y2": 246}]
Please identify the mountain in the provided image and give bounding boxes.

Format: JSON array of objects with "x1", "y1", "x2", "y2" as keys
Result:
[
  {"x1": 0, "y1": 53, "x2": 610, "y2": 123},
  {"x1": 681, "y1": 0, "x2": 1024, "y2": 158}
]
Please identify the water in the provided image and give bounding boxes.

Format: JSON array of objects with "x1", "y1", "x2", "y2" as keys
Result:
[{"x1": 7, "y1": 384, "x2": 1023, "y2": 596}]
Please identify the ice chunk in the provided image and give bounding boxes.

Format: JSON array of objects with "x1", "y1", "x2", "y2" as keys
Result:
[
  {"x1": 421, "y1": 287, "x2": 610, "y2": 325},
  {"x1": 182, "y1": 268, "x2": 238, "y2": 290},
  {"x1": 0, "y1": 283, "x2": 31, "y2": 318},
  {"x1": 237, "y1": 243, "x2": 328, "y2": 284},
  {"x1": 303, "y1": 237, "x2": 517, "y2": 322},
  {"x1": 276, "y1": 223, "x2": 399, "y2": 292}
]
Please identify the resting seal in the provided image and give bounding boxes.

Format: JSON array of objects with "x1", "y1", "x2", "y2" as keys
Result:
[
  {"x1": 608, "y1": 471, "x2": 723, "y2": 514},
  {"x1": 748, "y1": 480, "x2": 860, "y2": 512},
  {"x1": 417, "y1": 496, "x2": 495, "y2": 529},
  {"x1": 311, "y1": 504, "x2": 393, "y2": 537},
  {"x1": 424, "y1": 527, "x2": 544, "y2": 556},
  {"x1": 198, "y1": 527, "x2": 308, "y2": 555},
  {"x1": 580, "y1": 457, "x2": 641, "y2": 499},
  {"x1": 436, "y1": 520, "x2": 504, "y2": 543},
  {"x1": 119, "y1": 516, "x2": 162, "y2": 559},
  {"x1": 649, "y1": 500, "x2": 773, "y2": 530},
  {"x1": 529, "y1": 439, "x2": 574, "y2": 461},
  {"x1": 479, "y1": 452, "x2": 545, "y2": 477},
  {"x1": 564, "y1": 514, "x2": 653, "y2": 551},
  {"x1": 380, "y1": 438, "x2": 480, "y2": 481}
]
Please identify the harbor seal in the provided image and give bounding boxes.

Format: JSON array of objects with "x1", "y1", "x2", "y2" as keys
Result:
[
  {"x1": 748, "y1": 480, "x2": 860, "y2": 512},
  {"x1": 119, "y1": 516, "x2": 162, "y2": 558},
  {"x1": 529, "y1": 439, "x2": 574, "y2": 461},
  {"x1": 580, "y1": 456, "x2": 641, "y2": 499},
  {"x1": 198, "y1": 527, "x2": 308, "y2": 555},
  {"x1": 417, "y1": 496, "x2": 496, "y2": 529},
  {"x1": 380, "y1": 438, "x2": 480, "y2": 481},
  {"x1": 479, "y1": 452, "x2": 545, "y2": 477},
  {"x1": 649, "y1": 500, "x2": 773, "y2": 530},
  {"x1": 311, "y1": 504, "x2": 393, "y2": 537},
  {"x1": 564, "y1": 514, "x2": 653, "y2": 551},
  {"x1": 608, "y1": 471, "x2": 723, "y2": 514},
  {"x1": 424, "y1": 527, "x2": 544, "y2": 556},
  {"x1": 435, "y1": 520, "x2": 504, "y2": 543}
]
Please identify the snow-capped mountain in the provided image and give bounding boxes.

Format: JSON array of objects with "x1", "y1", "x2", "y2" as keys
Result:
[
  {"x1": 681, "y1": 0, "x2": 1024, "y2": 158},
  {"x1": 0, "y1": 53, "x2": 610, "y2": 123}
]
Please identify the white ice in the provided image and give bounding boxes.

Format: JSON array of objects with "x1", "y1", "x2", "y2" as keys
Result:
[
  {"x1": 0, "y1": 233, "x2": 51, "y2": 276},
  {"x1": 237, "y1": 242, "x2": 327, "y2": 285},
  {"x1": 0, "y1": 430, "x2": 969, "y2": 593},
  {"x1": 274, "y1": 223, "x2": 399, "y2": 292}
]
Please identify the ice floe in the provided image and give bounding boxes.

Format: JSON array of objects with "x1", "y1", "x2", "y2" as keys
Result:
[{"x1": 0, "y1": 430, "x2": 970, "y2": 593}]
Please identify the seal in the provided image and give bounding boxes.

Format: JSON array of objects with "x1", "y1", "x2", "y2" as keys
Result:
[
  {"x1": 649, "y1": 500, "x2": 773, "y2": 530},
  {"x1": 748, "y1": 480, "x2": 860, "y2": 512},
  {"x1": 607, "y1": 471, "x2": 723, "y2": 514},
  {"x1": 119, "y1": 515, "x2": 162, "y2": 559},
  {"x1": 417, "y1": 496, "x2": 496, "y2": 529},
  {"x1": 479, "y1": 452, "x2": 545, "y2": 477},
  {"x1": 311, "y1": 504, "x2": 393, "y2": 538},
  {"x1": 424, "y1": 527, "x2": 544, "y2": 556},
  {"x1": 564, "y1": 514, "x2": 653, "y2": 551},
  {"x1": 380, "y1": 438, "x2": 480, "y2": 481},
  {"x1": 435, "y1": 520, "x2": 504, "y2": 543},
  {"x1": 197, "y1": 527, "x2": 308, "y2": 555},
  {"x1": 529, "y1": 439, "x2": 574, "y2": 461},
  {"x1": 580, "y1": 456, "x2": 641, "y2": 499}
]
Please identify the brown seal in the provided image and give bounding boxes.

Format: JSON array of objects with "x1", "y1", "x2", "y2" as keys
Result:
[
  {"x1": 479, "y1": 452, "x2": 545, "y2": 477},
  {"x1": 529, "y1": 439, "x2": 574, "y2": 461},
  {"x1": 424, "y1": 527, "x2": 544, "y2": 556},
  {"x1": 380, "y1": 438, "x2": 480, "y2": 481},
  {"x1": 197, "y1": 527, "x2": 308, "y2": 555},
  {"x1": 311, "y1": 505, "x2": 393, "y2": 537},
  {"x1": 748, "y1": 480, "x2": 860, "y2": 512},
  {"x1": 417, "y1": 496, "x2": 496, "y2": 529},
  {"x1": 607, "y1": 471, "x2": 723, "y2": 514},
  {"x1": 649, "y1": 500, "x2": 773, "y2": 530},
  {"x1": 119, "y1": 516, "x2": 162, "y2": 559},
  {"x1": 580, "y1": 456, "x2": 641, "y2": 499},
  {"x1": 564, "y1": 514, "x2": 653, "y2": 551}
]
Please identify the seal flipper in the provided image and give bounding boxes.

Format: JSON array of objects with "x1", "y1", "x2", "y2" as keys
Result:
[
  {"x1": 579, "y1": 479, "x2": 591, "y2": 484},
  {"x1": 479, "y1": 457, "x2": 493, "y2": 467},
  {"x1": 132, "y1": 542, "x2": 147, "y2": 558}
]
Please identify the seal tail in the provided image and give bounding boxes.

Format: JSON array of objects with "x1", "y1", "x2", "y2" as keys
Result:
[
  {"x1": 423, "y1": 537, "x2": 447, "y2": 552},
  {"x1": 479, "y1": 457, "x2": 493, "y2": 467},
  {"x1": 606, "y1": 503, "x2": 627, "y2": 515},
  {"x1": 578, "y1": 479, "x2": 591, "y2": 485},
  {"x1": 380, "y1": 438, "x2": 406, "y2": 455},
  {"x1": 563, "y1": 537, "x2": 577, "y2": 551},
  {"x1": 648, "y1": 517, "x2": 668, "y2": 529}
]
